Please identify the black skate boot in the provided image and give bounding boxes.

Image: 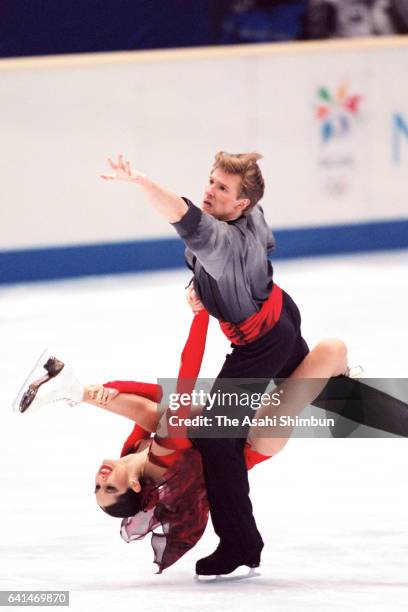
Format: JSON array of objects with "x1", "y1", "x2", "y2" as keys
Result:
[{"x1": 195, "y1": 543, "x2": 262, "y2": 579}]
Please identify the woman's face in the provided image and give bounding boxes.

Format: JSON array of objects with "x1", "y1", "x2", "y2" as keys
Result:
[{"x1": 94, "y1": 458, "x2": 130, "y2": 507}]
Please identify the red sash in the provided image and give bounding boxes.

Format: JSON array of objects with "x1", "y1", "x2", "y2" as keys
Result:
[{"x1": 220, "y1": 283, "x2": 283, "y2": 345}]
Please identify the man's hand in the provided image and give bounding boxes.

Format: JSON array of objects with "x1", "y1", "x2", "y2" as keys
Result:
[
  {"x1": 186, "y1": 286, "x2": 204, "y2": 315},
  {"x1": 100, "y1": 154, "x2": 188, "y2": 223},
  {"x1": 100, "y1": 154, "x2": 144, "y2": 183}
]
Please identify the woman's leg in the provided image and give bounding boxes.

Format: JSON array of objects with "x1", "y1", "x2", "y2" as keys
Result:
[{"x1": 248, "y1": 338, "x2": 348, "y2": 456}]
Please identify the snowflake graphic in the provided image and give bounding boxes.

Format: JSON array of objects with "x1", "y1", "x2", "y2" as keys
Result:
[{"x1": 316, "y1": 83, "x2": 363, "y2": 143}]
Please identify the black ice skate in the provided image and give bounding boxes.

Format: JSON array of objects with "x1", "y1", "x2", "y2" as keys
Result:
[{"x1": 195, "y1": 544, "x2": 261, "y2": 581}]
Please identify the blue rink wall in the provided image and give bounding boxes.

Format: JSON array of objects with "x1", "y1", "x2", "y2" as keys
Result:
[
  {"x1": 1, "y1": 40, "x2": 408, "y2": 285},
  {"x1": 1, "y1": 218, "x2": 408, "y2": 284}
]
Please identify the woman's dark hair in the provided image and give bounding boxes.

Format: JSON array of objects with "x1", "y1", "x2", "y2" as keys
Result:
[{"x1": 100, "y1": 488, "x2": 143, "y2": 518}]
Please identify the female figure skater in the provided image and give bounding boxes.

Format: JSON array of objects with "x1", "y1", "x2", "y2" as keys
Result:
[{"x1": 15, "y1": 324, "x2": 351, "y2": 575}]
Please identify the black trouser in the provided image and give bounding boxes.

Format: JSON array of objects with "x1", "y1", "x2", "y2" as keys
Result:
[
  {"x1": 193, "y1": 291, "x2": 309, "y2": 559},
  {"x1": 313, "y1": 376, "x2": 408, "y2": 437},
  {"x1": 193, "y1": 291, "x2": 408, "y2": 559}
]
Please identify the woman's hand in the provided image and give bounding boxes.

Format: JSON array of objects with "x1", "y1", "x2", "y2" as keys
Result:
[
  {"x1": 87, "y1": 385, "x2": 119, "y2": 406},
  {"x1": 186, "y1": 286, "x2": 204, "y2": 315},
  {"x1": 100, "y1": 154, "x2": 144, "y2": 183}
]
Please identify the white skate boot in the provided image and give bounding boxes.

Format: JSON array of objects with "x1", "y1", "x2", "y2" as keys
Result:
[
  {"x1": 13, "y1": 349, "x2": 83, "y2": 413},
  {"x1": 345, "y1": 365, "x2": 364, "y2": 379}
]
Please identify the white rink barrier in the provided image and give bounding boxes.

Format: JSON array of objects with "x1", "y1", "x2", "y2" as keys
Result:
[{"x1": 1, "y1": 37, "x2": 407, "y2": 282}]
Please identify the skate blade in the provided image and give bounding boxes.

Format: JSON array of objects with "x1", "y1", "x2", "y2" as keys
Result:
[
  {"x1": 195, "y1": 567, "x2": 260, "y2": 583},
  {"x1": 12, "y1": 348, "x2": 52, "y2": 413}
]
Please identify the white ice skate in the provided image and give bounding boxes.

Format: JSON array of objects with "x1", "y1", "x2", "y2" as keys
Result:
[
  {"x1": 345, "y1": 365, "x2": 364, "y2": 379},
  {"x1": 12, "y1": 349, "x2": 83, "y2": 413}
]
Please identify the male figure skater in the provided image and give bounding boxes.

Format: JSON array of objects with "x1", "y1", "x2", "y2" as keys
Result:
[{"x1": 101, "y1": 151, "x2": 296, "y2": 577}]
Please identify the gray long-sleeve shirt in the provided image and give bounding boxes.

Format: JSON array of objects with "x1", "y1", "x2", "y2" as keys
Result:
[{"x1": 172, "y1": 199, "x2": 275, "y2": 324}]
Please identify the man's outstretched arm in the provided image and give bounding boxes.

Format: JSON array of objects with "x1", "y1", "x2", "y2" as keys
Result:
[
  {"x1": 101, "y1": 154, "x2": 188, "y2": 223},
  {"x1": 102, "y1": 154, "x2": 231, "y2": 279}
]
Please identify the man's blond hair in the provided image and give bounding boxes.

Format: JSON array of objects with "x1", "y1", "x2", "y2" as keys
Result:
[{"x1": 212, "y1": 151, "x2": 265, "y2": 214}]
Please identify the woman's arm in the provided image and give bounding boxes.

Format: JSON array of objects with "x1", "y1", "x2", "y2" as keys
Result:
[
  {"x1": 83, "y1": 384, "x2": 161, "y2": 432},
  {"x1": 100, "y1": 154, "x2": 188, "y2": 223}
]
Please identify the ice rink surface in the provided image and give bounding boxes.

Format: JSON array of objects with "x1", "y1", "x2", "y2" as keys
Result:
[{"x1": 1, "y1": 250, "x2": 408, "y2": 611}]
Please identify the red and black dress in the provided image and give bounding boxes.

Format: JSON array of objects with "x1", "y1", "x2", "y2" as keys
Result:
[{"x1": 102, "y1": 304, "x2": 276, "y2": 573}]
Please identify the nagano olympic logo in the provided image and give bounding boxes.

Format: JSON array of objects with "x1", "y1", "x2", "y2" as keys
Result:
[{"x1": 315, "y1": 83, "x2": 363, "y2": 143}]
